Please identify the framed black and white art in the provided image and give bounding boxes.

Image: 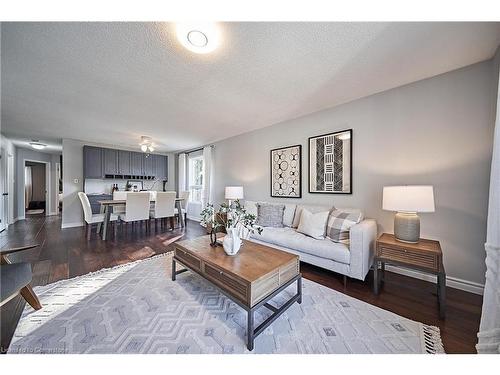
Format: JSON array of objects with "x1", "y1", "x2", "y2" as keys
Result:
[
  {"x1": 308, "y1": 129, "x2": 352, "y2": 194},
  {"x1": 270, "y1": 145, "x2": 302, "y2": 198}
]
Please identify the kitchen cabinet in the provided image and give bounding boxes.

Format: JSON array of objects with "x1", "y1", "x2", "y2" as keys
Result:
[
  {"x1": 103, "y1": 148, "x2": 118, "y2": 175},
  {"x1": 83, "y1": 146, "x2": 103, "y2": 179},
  {"x1": 87, "y1": 194, "x2": 112, "y2": 214},
  {"x1": 130, "y1": 152, "x2": 143, "y2": 176},
  {"x1": 118, "y1": 150, "x2": 131, "y2": 175},
  {"x1": 154, "y1": 154, "x2": 168, "y2": 180},
  {"x1": 84, "y1": 146, "x2": 168, "y2": 180},
  {"x1": 143, "y1": 154, "x2": 155, "y2": 177}
]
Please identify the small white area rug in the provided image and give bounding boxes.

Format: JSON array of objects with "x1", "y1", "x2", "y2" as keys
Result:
[
  {"x1": 9, "y1": 253, "x2": 444, "y2": 354},
  {"x1": 26, "y1": 209, "x2": 44, "y2": 215}
]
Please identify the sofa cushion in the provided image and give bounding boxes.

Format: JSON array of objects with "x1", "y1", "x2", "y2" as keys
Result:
[
  {"x1": 282, "y1": 204, "x2": 297, "y2": 227},
  {"x1": 256, "y1": 203, "x2": 285, "y2": 227},
  {"x1": 296, "y1": 209, "x2": 329, "y2": 239},
  {"x1": 292, "y1": 204, "x2": 334, "y2": 228},
  {"x1": 246, "y1": 201, "x2": 296, "y2": 227},
  {"x1": 244, "y1": 200, "x2": 259, "y2": 217},
  {"x1": 326, "y1": 208, "x2": 364, "y2": 245},
  {"x1": 252, "y1": 226, "x2": 350, "y2": 264}
]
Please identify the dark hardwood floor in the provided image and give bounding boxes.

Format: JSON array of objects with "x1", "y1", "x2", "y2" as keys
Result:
[{"x1": 0, "y1": 215, "x2": 482, "y2": 353}]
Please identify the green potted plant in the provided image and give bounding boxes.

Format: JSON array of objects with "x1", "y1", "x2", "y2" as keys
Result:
[{"x1": 200, "y1": 200, "x2": 262, "y2": 255}]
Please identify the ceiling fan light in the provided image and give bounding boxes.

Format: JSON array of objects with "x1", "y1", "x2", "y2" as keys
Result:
[
  {"x1": 140, "y1": 144, "x2": 148, "y2": 152},
  {"x1": 30, "y1": 142, "x2": 47, "y2": 150},
  {"x1": 148, "y1": 146, "x2": 155, "y2": 152}
]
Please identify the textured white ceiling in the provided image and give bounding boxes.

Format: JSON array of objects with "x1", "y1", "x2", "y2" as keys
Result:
[{"x1": 1, "y1": 22, "x2": 499, "y2": 152}]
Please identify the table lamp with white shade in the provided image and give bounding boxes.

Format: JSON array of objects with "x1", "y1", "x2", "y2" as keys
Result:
[
  {"x1": 225, "y1": 186, "x2": 244, "y2": 207},
  {"x1": 382, "y1": 185, "x2": 435, "y2": 243}
]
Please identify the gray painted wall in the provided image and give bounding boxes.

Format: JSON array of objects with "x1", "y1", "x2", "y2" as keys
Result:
[
  {"x1": 14, "y1": 147, "x2": 60, "y2": 218},
  {"x1": 61, "y1": 138, "x2": 175, "y2": 227},
  {"x1": 211, "y1": 60, "x2": 497, "y2": 287}
]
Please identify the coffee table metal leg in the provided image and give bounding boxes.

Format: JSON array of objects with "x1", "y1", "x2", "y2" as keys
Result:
[
  {"x1": 298, "y1": 276, "x2": 302, "y2": 304},
  {"x1": 172, "y1": 259, "x2": 176, "y2": 281},
  {"x1": 247, "y1": 308, "x2": 254, "y2": 351}
]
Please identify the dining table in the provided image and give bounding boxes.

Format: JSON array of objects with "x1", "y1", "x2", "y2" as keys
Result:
[{"x1": 97, "y1": 198, "x2": 185, "y2": 240}]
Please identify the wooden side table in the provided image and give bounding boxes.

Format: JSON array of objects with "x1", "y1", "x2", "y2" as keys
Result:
[{"x1": 374, "y1": 233, "x2": 446, "y2": 319}]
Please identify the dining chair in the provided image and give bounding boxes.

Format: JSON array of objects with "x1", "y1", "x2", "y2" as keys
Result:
[
  {"x1": 119, "y1": 192, "x2": 151, "y2": 232},
  {"x1": 112, "y1": 190, "x2": 128, "y2": 215},
  {"x1": 1, "y1": 244, "x2": 42, "y2": 311},
  {"x1": 150, "y1": 191, "x2": 176, "y2": 231},
  {"x1": 78, "y1": 192, "x2": 118, "y2": 240},
  {"x1": 175, "y1": 190, "x2": 190, "y2": 224}
]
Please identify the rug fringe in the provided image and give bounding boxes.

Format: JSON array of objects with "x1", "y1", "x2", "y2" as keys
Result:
[{"x1": 421, "y1": 324, "x2": 445, "y2": 354}]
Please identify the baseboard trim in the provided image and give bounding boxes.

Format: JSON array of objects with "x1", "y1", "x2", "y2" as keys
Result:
[
  {"x1": 385, "y1": 264, "x2": 484, "y2": 295},
  {"x1": 186, "y1": 215, "x2": 201, "y2": 222},
  {"x1": 14, "y1": 216, "x2": 25, "y2": 222},
  {"x1": 61, "y1": 221, "x2": 84, "y2": 229}
]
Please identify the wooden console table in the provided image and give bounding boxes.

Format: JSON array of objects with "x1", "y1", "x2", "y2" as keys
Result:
[{"x1": 374, "y1": 233, "x2": 446, "y2": 319}]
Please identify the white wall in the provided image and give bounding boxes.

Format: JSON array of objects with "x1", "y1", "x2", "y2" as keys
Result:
[
  {"x1": 61, "y1": 138, "x2": 175, "y2": 228},
  {"x1": 211, "y1": 60, "x2": 497, "y2": 290}
]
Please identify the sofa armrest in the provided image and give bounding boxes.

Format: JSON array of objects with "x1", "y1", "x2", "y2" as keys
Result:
[{"x1": 348, "y1": 219, "x2": 377, "y2": 281}]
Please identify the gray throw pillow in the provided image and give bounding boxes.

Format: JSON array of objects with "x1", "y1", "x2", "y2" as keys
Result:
[{"x1": 256, "y1": 203, "x2": 285, "y2": 227}]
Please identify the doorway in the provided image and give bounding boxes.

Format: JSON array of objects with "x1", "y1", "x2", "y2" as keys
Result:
[{"x1": 24, "y1": 160, "x2": 47, "y2": 216}]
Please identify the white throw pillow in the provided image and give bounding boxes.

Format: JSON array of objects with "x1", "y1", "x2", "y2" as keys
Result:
[
  {"x1": 244, "y1": 200, "x2": 259, "y2": 217},
  {"x1": 282, "y1": 204, "x2": 297, "y2": 227},
  {"x1": 296, "y1": 209, "x2": 330, "y2": 239},
  {"x1": 292, "y1": 204, "x2": 334, "y2": 228}
]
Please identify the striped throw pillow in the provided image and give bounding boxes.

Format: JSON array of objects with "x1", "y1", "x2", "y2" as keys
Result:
[{"x1": 326, "y1": 209, "x2": 364, "y2": 245}]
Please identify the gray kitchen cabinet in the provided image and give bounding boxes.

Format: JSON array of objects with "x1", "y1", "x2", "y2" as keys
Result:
[
  {"x1": 143, "y1": 154, "x2": 155, "y2": 177},
  {"x1": 130, "y1": 152, "x2": 143, "y2": 176},
  {"x1": 155, "y1": 154, "x2": 168, "y2": 180},
  {"x1": 83, "y1": 146, "x2": 103, "y2": 179},
  {"x1": 87, "y1": 194, "x2": 112, "y2": 214},
  {"x1": 118, "y1": 150, "x2": 131, "y2": 175},
  {"x1": 103, "y1": 148, "x2": 118, "y2": 175}
]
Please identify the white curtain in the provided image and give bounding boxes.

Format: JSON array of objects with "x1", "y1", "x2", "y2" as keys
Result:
[
  {"x1": 201, "y1": 145, "x2": 214, "y2": 208},
  {"x1": 178, "y1": 153, "x2": 187, "y2": 193},
  {"x1": 477, "y1": 70, "x2": 500, "y2": 353},
  {"x1": 24, "y1": 166, "x2": 32, "y2": 209}
]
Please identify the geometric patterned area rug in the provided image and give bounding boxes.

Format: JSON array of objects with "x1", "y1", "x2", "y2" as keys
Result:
[{"x1": 8, "y1": 253, "x2": 444, "y2": 354}]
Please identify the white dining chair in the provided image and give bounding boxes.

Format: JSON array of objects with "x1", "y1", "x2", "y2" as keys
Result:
[
  {"x1": 175, "y1": 190, "x2": 190, "y2": 224},
  {"x1": 78, "y1": 192, "x2": 118, "y2": 240},
  {"x1": 150, "y1": 191, "x2": 176, "y2": 231},
  {"x1": 112, "y1": 191, "x2": 128, "y2": 215},
  {"x1": 119, "y1": 192, "x2": 151, "y2": 232}
]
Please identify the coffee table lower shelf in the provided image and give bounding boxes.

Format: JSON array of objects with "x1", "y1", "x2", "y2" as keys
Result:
[{"x1": 172, "y1": 257, "x2": 302, "y2": 351}]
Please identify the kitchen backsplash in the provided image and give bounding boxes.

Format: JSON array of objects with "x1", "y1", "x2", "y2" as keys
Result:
[{"x1": 84, "y1": 178, "x2": 164, "y2": 194}]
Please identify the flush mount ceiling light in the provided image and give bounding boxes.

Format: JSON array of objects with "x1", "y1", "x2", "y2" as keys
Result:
[
  {"x1": 176, "y1": 23, "x2": 220, "y2": 54},
  {"x1": 139, "y1": 136, "x2": 155, "y2": 153},
  {"x1": 29, "y1": 140, "x2": 47, "y2": 150}
]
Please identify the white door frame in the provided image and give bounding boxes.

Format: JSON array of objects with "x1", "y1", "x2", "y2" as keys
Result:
[
  {"x1": 23, "y1": 158, "x2": 51, "y2": 217},
  {"x1": 8, "y1": 153, "x2": 14, "y2": 223},
  {"x1": 0, "y1": 147, "x2": 7, "y2": 231}
]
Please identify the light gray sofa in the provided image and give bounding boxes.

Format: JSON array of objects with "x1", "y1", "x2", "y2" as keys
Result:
[{"x1": 245, "y1": 201, "x2": 377, "y2": 281}]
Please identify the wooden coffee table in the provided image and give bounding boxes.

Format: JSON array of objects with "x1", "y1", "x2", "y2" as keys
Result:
[{"x1": 172, "y1": 236, "x2": 302, "y2": 351}]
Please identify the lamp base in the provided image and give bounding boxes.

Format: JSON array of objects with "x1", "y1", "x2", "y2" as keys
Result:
[{"x1": 394, "y1": 212, "x2": 420, "y2": 243}]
